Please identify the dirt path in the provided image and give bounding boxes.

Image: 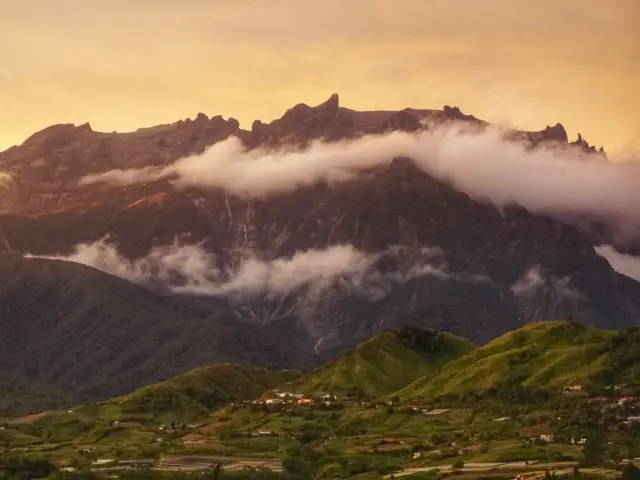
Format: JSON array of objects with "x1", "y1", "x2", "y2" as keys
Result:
[
  {"x1": 8, "y1": 411, "x2": 51, "y2": 425},
  {"x1": 383, "y1": 461, "x2": 587, "y2": 479}
]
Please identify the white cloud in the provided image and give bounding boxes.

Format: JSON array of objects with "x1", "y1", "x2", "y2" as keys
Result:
[
  {"x1": 511, "y1": 266, "x2": 582, "y2": 300},
  {"x1": 26, "y1": 239, "x2": 488, "y2": 300},
  {"x1": 79, "y1": 123, "x2": 640, "y2": 239},
  {"x1": 28, "y1": 239, "x2": 375, "y2": 297},
  {"x1": 594, "y1": 244, "x2": 640, "y2": 282}
]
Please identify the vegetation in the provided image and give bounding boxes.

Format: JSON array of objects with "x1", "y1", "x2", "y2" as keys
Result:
[
  {"x1": 0, "y1": 254, "x2": 300, "y2": 415},
  {"x1": 0, "y1": 320, "x2": 638, "y2": 479},
  {"x1": 399, "y1": 321, "x2": 640, "y2": 400},
  {"x1": 110, "y1": 364, "x2": 299, "y2": 421},
  {"x1": 287, "y1": 327, "x2": 475, "y2": 397}
]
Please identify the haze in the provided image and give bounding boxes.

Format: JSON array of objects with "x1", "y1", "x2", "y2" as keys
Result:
[{"x1": 1, "y1": 0, "x2": 638, "y2": 152}]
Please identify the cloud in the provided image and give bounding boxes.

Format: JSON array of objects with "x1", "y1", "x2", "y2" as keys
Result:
[
  {"x1": 594, "y1": 244, "x2": 640, "y2": 282},
  {"x1": 26, "y1": 239, "x2": 488, "y2": 300},
  {"x1": 511, "y1": 266, "x2": 582, "y2": 300},
  {"x1": 0, "y1": 172, "x2": 14, "y2": 190},
  {"x1": 80, "y1": 123, "x2": 640, "y2": 238},
  {"x1": 28, "y1": 239, "x2": 375, "y2": 297}
]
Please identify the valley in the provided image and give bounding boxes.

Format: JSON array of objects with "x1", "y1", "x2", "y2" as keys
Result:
[{"x1": 0, "y1": 322, "x2": 638, "y2": 479}]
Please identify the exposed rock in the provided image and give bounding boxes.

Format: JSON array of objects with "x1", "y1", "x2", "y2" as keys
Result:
[{"x1": 0, "y1": 95, "x2": 637, "y2": 361}]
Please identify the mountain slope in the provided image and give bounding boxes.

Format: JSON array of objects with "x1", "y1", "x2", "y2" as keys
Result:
[
  {"x1": 0, "y1": 95, "x2": 638, "y2": 374},
  {"x1": 286, "y1": 327, "x2": 475, "y2": 397},
  {"x1": 399, "y1": 320, "x2": 640, "y2": 400},
  {"x1": 0, "y1": 254, "x2": 302, "y2": 413},
  {"x1": 88, "y1": 363, "x2": 300, "y2": 421}
]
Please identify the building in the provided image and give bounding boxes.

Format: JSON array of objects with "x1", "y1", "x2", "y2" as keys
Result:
[{"x1": 276, "y1": 392, "x2": 304, "y2": 399}]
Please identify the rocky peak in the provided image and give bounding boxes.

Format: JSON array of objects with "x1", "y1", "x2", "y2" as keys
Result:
[
  {"x1": 570, "y1": 132, "x2": 599, "y2": 154},
  {"x1": 227, "y1": 117, "x2": 240, "y2": 131},
  {"x1": 22, "y1": 123, "x2": 90, "y2": 145},
  {"x1": 541, "y1": 123, "x2": 569, "y2": 143},
  {"x1": 251, "y1": 119, "x2": 265, "y2": 134},
  {"x1": 388, "y1": 111, "x2": 421, "y2": 132},
  {"x1": 442, "y1": 105, "x2": 476, "y2": 122},
  {"x1": 320, "y1": 93, "x2": 340, "y2": 112}
]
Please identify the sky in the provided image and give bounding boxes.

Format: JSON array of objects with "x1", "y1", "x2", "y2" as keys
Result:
[{"x1": 0, "y1": 0, "x2": 638, "y2": 153}]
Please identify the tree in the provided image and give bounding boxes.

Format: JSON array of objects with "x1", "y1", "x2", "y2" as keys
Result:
[
  {"x1": 622, "y1": 463, "x2": 640, "y2": 480},
  {"x1": 581, "y1": 432, "x2": 605, "y2": 467}
]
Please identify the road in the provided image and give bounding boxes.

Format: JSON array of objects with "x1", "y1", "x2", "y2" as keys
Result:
[{"x1": 383, "y1": 460, "x2": 620, "y2": 479}]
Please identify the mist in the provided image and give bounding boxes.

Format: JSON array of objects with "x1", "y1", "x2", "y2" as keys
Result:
[
  {"x1": 26, "y1": 240, "x2": 489, "y2": 299},
  {"x1": 80, "y1": 123, "x2": 640, "y2": 232},
  {"x1": 511, "y1": 266, "x2": 582, "y2": 300},
  {"x1": 594, "y1": 245, "x2": 640, "y2": 283},
  {"x1": 29, "y1": 240, "x2": 374, "y2": 297}
]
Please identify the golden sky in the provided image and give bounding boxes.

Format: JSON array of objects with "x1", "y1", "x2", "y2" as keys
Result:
[{"x1": 1, "y1": 0, "x2": 638, "y2": 153}]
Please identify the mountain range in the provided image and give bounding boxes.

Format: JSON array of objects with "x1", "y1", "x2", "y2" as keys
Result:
[
  {"x1": 64, "y1": 321, "x2": 640, "y2": 423},
  {"x1": 0, "y1": 94, "x2": 639, "y2": 412}
]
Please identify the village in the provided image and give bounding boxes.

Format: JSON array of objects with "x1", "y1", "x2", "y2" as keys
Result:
[{"x1": 1, "y1": 381, "x2": 639, "y2": 478}]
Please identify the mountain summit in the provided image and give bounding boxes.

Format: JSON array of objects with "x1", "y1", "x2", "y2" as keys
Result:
[{"x1": 0, "y1": 96, "x2": 637, "y2": 411}]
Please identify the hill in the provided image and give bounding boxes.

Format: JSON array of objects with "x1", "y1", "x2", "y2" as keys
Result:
[
  {"x1": 0, "y1": 254, "x2": 303, "y2": 414},
  {"x1": 0, "y1": 371, "x2": 73, "y2": 416},
  {"x1": 285, "y1": 327, "x2": 475, "y2": 397},
  {"x1": 83, "y1": 364, "x2": 300, "y2": 422},
  {"x1": 399, "y1": 320, "x2": 640, "y2": 400}
]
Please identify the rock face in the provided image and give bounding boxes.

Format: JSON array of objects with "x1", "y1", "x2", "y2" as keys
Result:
[{"x1": 0, "y1": 95, "x2": 637, "y2": 361}]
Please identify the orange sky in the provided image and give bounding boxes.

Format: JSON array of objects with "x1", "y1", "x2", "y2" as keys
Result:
[{"x1": 0, "y1": 0, "x2": 638, "y2": 153}]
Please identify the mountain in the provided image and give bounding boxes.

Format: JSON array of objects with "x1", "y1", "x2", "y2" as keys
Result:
[
  {"x1": 399, "y1": 320, "x2": 640, "y2": 400},
  {"x1": 0, "y1": 254, "x2": 303, "y2": 414},
  {"x1": 0, "y1": 370, "x2": 73, "y2": 416},
  {"x1": 30, "y1": 321, "x2": 640, "y2": 421},
  {"x1": 87, "y1": 363, "x2": 300, "y2": 422},
  {"x1": 284, "y1": 327, "x2": 475, "y2": 397},
  {"x1": 0, "y1": 94, "x2": 638, "y2": 369}
]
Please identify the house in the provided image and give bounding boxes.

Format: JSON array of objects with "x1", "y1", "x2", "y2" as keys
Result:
[
  {"x1": 589, "y1": 397, "x2": 607, "y2": 403},
  {"x1": 540, "y1": 434, "x2": 555, "y2": 443},
  {"x1": 318, "y1": 393, "x2": 336, "y2": 400},
  {"x1": 276, "y1": 392, "x2": 303, "y2": 399},
  {"x1": 265, "y1": 398, "x2": 284, "y2": 405},
  {"x1": 571, "y1": 437, "x2": 587, "y2": 445},
  {"x1": 563, "y1": 385, "x2": 583, "y2": 392},
  {"x1": 182, "y1": 433, "x2": 206, "y2": 444},
  {"x1": 297, "y1": 398, "x2": 313, "y2": 405},
  {"x1": 618, "y1": 397, "x2": 636, "y2": 405},
  {"x1": 425, "y1": 409, "x2": 450, "y2": 415}
]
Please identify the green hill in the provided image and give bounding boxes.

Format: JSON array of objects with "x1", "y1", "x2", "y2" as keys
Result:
[
  {"x1": 399, "y1": 320, "x2": 640, "y2": 399},
  {"x1": 87, "y1": 363, "x2": 300, "y2": 421},
  {"x1": 285, "y1": 327, "x2": 476, "y2": 397},
  {"x1": 0, "y1": 254, "x2": 301, "y2": 414}
]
